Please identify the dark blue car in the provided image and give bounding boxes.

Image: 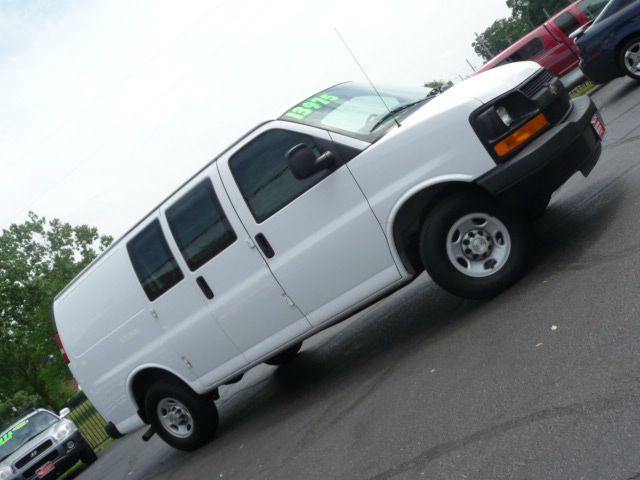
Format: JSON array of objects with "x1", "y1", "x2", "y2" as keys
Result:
[{"x1": 575, "y1": 0, "x2": 640, "y2": 83}]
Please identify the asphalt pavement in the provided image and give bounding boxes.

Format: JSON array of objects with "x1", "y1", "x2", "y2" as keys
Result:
[{"x1": 77, "y1": 77, "x2": 640, "y2": 480}]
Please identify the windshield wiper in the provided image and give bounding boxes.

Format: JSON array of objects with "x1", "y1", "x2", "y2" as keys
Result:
[{"x1": 369, "y1": 99, "x2": 429, "y2": 132}]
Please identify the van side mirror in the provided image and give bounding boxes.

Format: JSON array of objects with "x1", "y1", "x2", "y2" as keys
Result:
[
  {"x1": 286, "y1": 144, "x2": 334, "y2": 180},
  {"x1": 59, "y1": 408, "x2": 71, "y2": 418}
]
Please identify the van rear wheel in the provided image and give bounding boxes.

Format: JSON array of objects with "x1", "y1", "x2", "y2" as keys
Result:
[
  {"x1": 144, "y1": 381, "x2": 218, "y2": 451},
  {"x1": 420, "y1": 192, "x2": 531, "y2": 299}
]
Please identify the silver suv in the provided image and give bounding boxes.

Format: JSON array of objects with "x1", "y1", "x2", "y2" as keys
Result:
[{"x1": 0, "y1": 409, "x2": 96, "y2": 480}]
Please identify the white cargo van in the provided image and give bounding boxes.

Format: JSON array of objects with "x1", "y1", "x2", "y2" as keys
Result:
[{"x1": 53, "y1": 62, "x2": 605, "y2": 450}]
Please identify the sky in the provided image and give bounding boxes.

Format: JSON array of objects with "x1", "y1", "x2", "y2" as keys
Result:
[{"x1": 0, "y1": 0, "x2": 511, "y2": 239}]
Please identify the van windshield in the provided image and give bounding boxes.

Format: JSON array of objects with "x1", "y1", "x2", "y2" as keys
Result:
[
  {"x1": 280, "y1": 83, "x2": 433, "y2": 141},
  {"x1": 0, "y1": 412, "x2": 58, "y2": 462}
]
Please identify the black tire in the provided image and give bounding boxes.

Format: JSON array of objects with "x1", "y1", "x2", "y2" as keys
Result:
[
  {"x1": 619, "y1": 36, "x2": 640, "y2": 81},
  {"x1": 420, "y1": 192, "x2": 531, "y2": 299},
  {"x1": 144, "y1": 381, "x2": 218, "y2": 451},
  {"x1": 79, "y1": 444, "x2": 97, "y2": 464},
  {"x1": 265, "y1": 342, "x2": 303, "y2": 366}
]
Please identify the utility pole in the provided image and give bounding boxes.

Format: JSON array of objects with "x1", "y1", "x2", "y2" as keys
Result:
[{"x1": 465, "y1": 58, "x2": 477, "y2": 72}]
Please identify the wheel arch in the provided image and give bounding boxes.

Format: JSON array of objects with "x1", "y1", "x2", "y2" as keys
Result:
[
  {"x1": 387, "y1": 176, "x2": 487, "y2": 275},
  {"x1": 127, "y1": 366, "x2": 199, "y2": 424}
]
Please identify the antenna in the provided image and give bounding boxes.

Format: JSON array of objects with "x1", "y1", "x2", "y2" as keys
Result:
[{"x1": 334, "y1": 28, "x2": 401, "y2": 128}]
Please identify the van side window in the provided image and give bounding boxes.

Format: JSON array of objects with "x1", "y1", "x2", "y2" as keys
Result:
[
  {"x1": 555, "y1": 12, "x2": 581, "y2": 36},
  {"x1": 127, "y1": 220, "x2": 184, "y2": 301},
  {"x1": 510, "y1": 38, "x2": 545, "y2": 62},
  {"x1": 166, "y1": 179, "x2": 237, "y2": 270},
  {"x1": 229, "y1": 129, "x2": 330, "y2": 223}
]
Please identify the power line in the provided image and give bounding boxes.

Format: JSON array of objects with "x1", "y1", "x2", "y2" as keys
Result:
[{"x1": 5, "y1": 1, "x2": 275, "y2": 226}]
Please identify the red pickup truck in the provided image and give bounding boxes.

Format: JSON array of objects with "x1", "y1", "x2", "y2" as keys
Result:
[{"x1": 477, "y1": 0, "x2": 608, "y2": 88}]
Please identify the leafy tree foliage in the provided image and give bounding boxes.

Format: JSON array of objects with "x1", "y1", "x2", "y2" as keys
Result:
[
  {"x1": 507, "y1": 0, "x2": 573, "y2": 27},
  {"x1": 424, "y1": 80, "x2": 447, "y2": 89},
  {"x1": 474, "y1": 0, "x2": 573, "y2": 61},
  {"x1": 473, "y1": 17, "x2": 531, "y2": 61},
  {"x1": 0, "y1": 213, "x2": 112, "y2": 410},
  {"x1": 0, "y1": 391, "x2": 40, "y2": 430}
]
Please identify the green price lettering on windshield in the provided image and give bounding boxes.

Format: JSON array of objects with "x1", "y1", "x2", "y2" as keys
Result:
[
  {"x1": 0, "y1": 432, "x2": 13, "y2": 447},
  {"x1": 285, "y1": 93, "x2": 340, "y2": 120},
  {"x1": 0, "y1": 419, "x2": 29, "y2": 446}
]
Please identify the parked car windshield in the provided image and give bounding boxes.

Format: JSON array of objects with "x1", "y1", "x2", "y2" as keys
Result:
[
  {"x1": 593, "y1": 0, "x2": 636, "y2": 23},
  {"x1": 0, "y1": 412, "x2": 58, "y2": 462},
  {"x1": 280, "y1": 82, "x2": 434, "y2": 141},
  {"x1": 577, "y1": 0, "x2": 609, "y2": 19}
]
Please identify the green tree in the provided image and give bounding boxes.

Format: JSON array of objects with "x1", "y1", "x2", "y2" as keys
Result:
[
  {"x1": 473, "y1": 16, "x2": 531, "y2": 61},
  {"x1": 424, "y1": 80, "x2": 446, "y2": 90},
  {"x1": 0, "y1": 391, "x2": 40, "y2": 429},
  {"x1": 0, "y1": 213, "x2": 112, "y2": 410},
  {"x1": 507, "y1": 0, "x2": 572, "y2": 26}
]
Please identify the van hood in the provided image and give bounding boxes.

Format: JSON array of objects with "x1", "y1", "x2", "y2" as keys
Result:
[{"x1": 440, "y1": 62, "x2": 542, "y2": 104}]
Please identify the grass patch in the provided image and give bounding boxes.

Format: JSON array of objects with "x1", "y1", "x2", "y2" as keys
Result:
[{"x1": 570, "y1": 81, "x2": 596, "y2": 98}]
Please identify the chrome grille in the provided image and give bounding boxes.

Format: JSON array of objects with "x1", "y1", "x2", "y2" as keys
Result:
[
  {"x1": 520, "y1": 69, "x2": 555, "y2": 98},
  {"x1": 15, "y1": 440, "x2": 53, "y2": 469},
  {"x1": 22, "y1": 450, "x2": 57, "y2": 478}
]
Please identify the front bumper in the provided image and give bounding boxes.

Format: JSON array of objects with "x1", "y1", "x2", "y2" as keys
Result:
[
  {"x1": 477, "y1": 95, "x2": 602, "y2": 213},
  {"x1": 10, "y1": 431, "x2": 87, "y2": 480}
]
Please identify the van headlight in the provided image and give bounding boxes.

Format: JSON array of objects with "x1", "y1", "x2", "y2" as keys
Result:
[
  {"x1": 0, "y1": 465, "x2": 13, "y2": 480},
  {"x1": 52, "y1": 419, "x2": 77, "y2": 441},
  {"x1": 471, "y1": 91, "x2": 546, "y2": 161}
]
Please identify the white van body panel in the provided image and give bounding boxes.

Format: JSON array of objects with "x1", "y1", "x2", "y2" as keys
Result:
[
  {"x1": 54, "y1": 245, "x2": 198, "y2": 432},
  {"x1": 347, "y1": 95, "x2": 491, "y2": 229},
  {"x1": 157, "y1": 168, "x2": 312, "y2": 368},
  {"x1": 217, "y1": 121, "x2": 401, "y2": 327},
  {"x1": 53, "y1": 63, "x2": 566, "y2": 440}
]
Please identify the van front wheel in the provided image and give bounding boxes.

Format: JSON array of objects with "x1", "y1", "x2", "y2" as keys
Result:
[
  {"x1": 144, "y1": 381, "x2": 218, "y2": 451},
  {"x1": 420, "y1": 192, "x2": 530, "y2": 299}
]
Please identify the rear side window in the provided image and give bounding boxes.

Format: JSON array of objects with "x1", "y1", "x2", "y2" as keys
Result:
[
  {"x1": 166, "y1": 179, "x2": 237, "y2": 271},
  {"x1": 555, "y1": 12, "x2": 581, "y2": 36},
  {"x1": 510, "y1": 38, "x2": 545, "y2": 61},
  {"x1": 127, "y1": 220, "x2": 184, "y2": 301},
  {"x1": 229, "y1": 129, "x2": 330, "y2": 223}
]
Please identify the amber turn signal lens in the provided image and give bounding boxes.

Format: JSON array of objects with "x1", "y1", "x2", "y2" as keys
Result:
[{"x1": 494, "y1": 113, "x2": 549, "y2": 157}]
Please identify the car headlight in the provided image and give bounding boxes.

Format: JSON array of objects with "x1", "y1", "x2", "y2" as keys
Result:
[
  {"x1": 52, "y1": 419, "x2": 77, "y2": 441},
  {"x1": 0, "y1": 465, "x2": 13, "y2": 480}
]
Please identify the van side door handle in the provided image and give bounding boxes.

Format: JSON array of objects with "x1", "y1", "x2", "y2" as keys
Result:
[
  {"x1": 196, "y1": 276, "x2": 214, "y2": 299},
  {"x1": 254, "y1": 233, "x2": 275, "y2": 259}
]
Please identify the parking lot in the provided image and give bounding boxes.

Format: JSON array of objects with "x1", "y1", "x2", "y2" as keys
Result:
[{"x1": 78, "y1": 77, "x2": 640, "y2": 480}]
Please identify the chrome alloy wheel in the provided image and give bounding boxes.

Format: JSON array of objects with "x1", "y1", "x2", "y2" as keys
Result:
[
  {"x1": 157, "y1": 398, "x2": 194, "y2": 438},
  {"x1": 624, "y1": 40, "x2": 640, "y2": 76},
  {"x1": 446, "y1": 213, "x2": 511, "y2": 278}
]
